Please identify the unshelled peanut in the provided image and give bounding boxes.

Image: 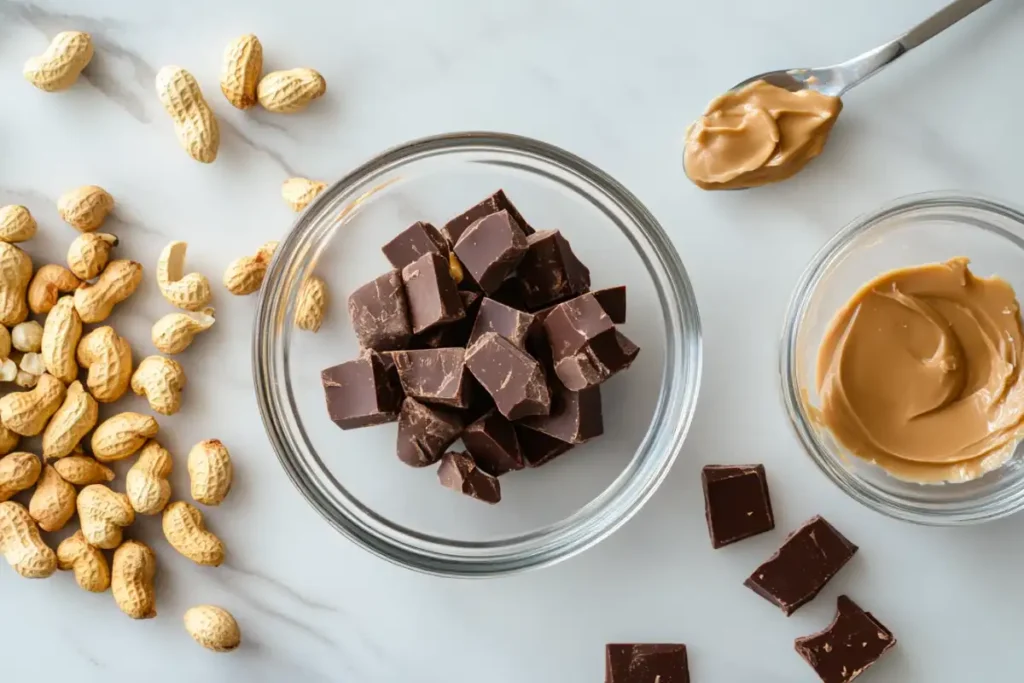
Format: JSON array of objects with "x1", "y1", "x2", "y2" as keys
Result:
[
  {"x1": 112, "y1": 540, "x2": 157, "y2": 619},
  {"x1": 0, "y1": 423, "x2": 20, "y2": 457},
  {"x1": 77, "y1": 326, "x2": 133, "y2": 402},
  {"x1": 73, "y1": 259, "x2": 142, "y2": 323},
  {"x1": 28, "y1": 264, "x2": 81, "y2": 316},
  {"x1": 53, "y1": 455, "x2": 114, "y2": 485},
  {"x1": 156, "y1": 241, "x2": 212, "y2": 311},
  {"x1": 282, "y1": 177, "x2": 326, "y2": 212},
  {"x1": 0, "y1": 242, "x2": 33, "y2": 326},
  {"x1": 77, "y1": 484, "x2": 134, "y2": 549},
  {"x1": 23, "y1": 31, "x2": 93, "y2": 92},
  {"x1": 11, "y1": 321, "x2": 42, "y2": 354},
  {"x1": 58, "y1": 185, "x2": 113, "y2": 232},
  {"x1": 184, "y1": 605, "x2": 241, "y2": 652},
  {"x1": 162, "y1": 501, "x2": 224, "y2": 566},
  {"x1": 151, "y1": 309, "x2": 215, "y2": 354},
  {"x1": 28, "y1": 465, "x2": 76, "y2": 532},
  {"x1": 221, "y1": 34, "x2": 262, "y2": 109},
  {"x1": 131, "y1": 356, "x2": 186, "y2": 416},
  {"x1": 0, "y1": 452, "x2": 41, "y2": 501},
  {"x1": 294, "y1": 275, "x2": 328, "y2": 332},
  {"x1": 223, "y1": 241, "x2": 278, "y2": 295},
  {"x1": 42, "y1": 381, "x2": 98, "y2": 461},
  {"x1": 188, "y1": 439, "x2": 233, "y2": 506},
  {"x1": 126, "y1": 441, "x2": 173, "y2": 515},
  {"x1": 67, "y1": 232, "x2": 117, "y2": 280},
  {"x1": 40, "y1": 295, "x2": 83, "y2": 383},
  {"x1": 156, "y1": 66, "x2": 220, "y2": 163},
  {"x1": 257, "y1": 68, "x2": 326, "y2": 113},
  {"x1": 57, "y1": 530, "x2": 110, "y2": 592},
  {"x1": 91, "y1": 412, "x2": 159, "y2": 462},
  {"x1": 0, "y1": 205, "x2": 37, "y2": 243},
  {"x1": 0, "y1": 501, "x2": 56, "y2": 578},
  {"x1": 0, "y1": 373, "x2": 66, "y2": 436}
]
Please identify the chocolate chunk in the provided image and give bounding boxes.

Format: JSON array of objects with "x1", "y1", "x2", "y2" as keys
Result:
[
  {"x1": 414, "y1": 291, "x2": 481, "y2": 349},
  {"x1": 515, "y1": 426, "x2": 573, "y2": 467},
  {"x1": 437, "y1": 451, "x2": 501, "y2": 504},
  {"x1": 467, "y1": 298, "x2": 536, "y2": 349},
  {"x1": 346, "y1": 270, "x2": 412, "y2": 351},
  {"x1": 392, "y1": 348, "x2": 473, "y2": 409},
  {"x1": 606, "y1": 644, "x2": 689, "y2": 683},
  {"x1": 462, "y1": 410, "x2": 523, "y2": 476},
  {"x1": 553, "y1": 331, "x2": 639, "y2": 391},
  {"x1": 795, "y1": 596, "x2": 896, "y2": 683},
  {"x1": 544, "y1": 293, "x2": 640, "y2": 390},
  {"x1": 745, "y1": 516, "x2": 858, "y2": 616},
  {"x1": 382, "y1": 221, "x2": 449, "y2": 270},
  {"x1": 516, "y1": 230, "x2": 591, "y2": 308},
  {"x1": 490, "y1": 277, "x2": 529, "y2": 310},
  {"x1": 321, "y1": 351, "x2": 401, "y2": 429},
  {"x1": 396, "y1": 398, "x2": 463, "y2": 467},
  {"x1": 441, "y1": 189, "x2": 533, "y2": 245},
  {"x1": 378, "y1": 351, "x2": 404, "y2": 399},
  {"x1": 519, "y1": 386, "x2": 603, "y2": 444},
  {"x1": 465, "y1": 332, "x2": 550, "y2": 419},
  {"x1": 593, "y1": 286, "x2": 627, "y2": 324},
  {"x1": 453, "y1": 211, "x2": 528, "y2": 294},
  {"x1": 401, "y1": 252, "x2": 465, "y2": 334},
  {"x1": 702, "y1": 464, "x2": 775, "y2": 548}
]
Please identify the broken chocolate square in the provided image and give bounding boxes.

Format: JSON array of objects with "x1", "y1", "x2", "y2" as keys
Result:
[
  {"x1": 392, "y1": 348, "x2": 473, "y2": 409},
  {"x1": 593, "y1": 286, "x2": 627, "y2": 324},
  {"x1": 544, "y1": 294, "x2": 640, "y2": 390},
  {"x1": 382, "y1": 221, "x2": 449, "y2": 270},
  {"x1": 518, "y1": 386, "x2": 603, "y2": 444},
  {"x1": 516, "y1": 230, "x2": 591, "y2": 309},
  {"x1": 453, "y1": 210, "x2": 528, "y2": 294},
  {"x1": 466, "y1": 297, "x2": 536, "y2": 349},
  {"x1": 347, "y1": 270, "x2": 412, "y2": 351},
  {"x1": 465, "y1": 332, "x2": 550, "y2": 420},
  {"x1": 441, "y1": 189, "x2": 534, "y2": 245},
  {"x1": 396, "y1": 398, "x2": 463, "y2": 467},
  {"x1": 795, "y1": 596, "x2": 896, "y2": 683},
  {"x1": 401, "y1": 252, "x2": 465, "y2": 334},
  {"x1": 606, "y1": 644, "x2": 689, "y2": 683},
  {"x1": 745, "y1": 516, "x2": 858, "y2": 616},
  {"x1": 462, "y1": 410, "x2": 523, "y2": 476},
  {"x1": 321, "y1": 350, "x2": 401, "y2": 429},
  {"x1": 515, "y1": 426, "x2": 573, "y2": 467},
  {"x1": 414, "y1": 291, "x2": 481, "y2": 349},
  {"x1": 437, "y1": 451, "x2": 501, "y2": 504},
  {"x1": 702, "y1": 464, "x2": 775, "y2": 549}
]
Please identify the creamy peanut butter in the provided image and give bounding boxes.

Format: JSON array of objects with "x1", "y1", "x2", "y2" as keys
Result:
[
  {"x1": 684, "y1": 80, "x2": 842, "y2": 190},
  {"x1": 814, "y1": 258, "x2": 1024, "y2": 483}
]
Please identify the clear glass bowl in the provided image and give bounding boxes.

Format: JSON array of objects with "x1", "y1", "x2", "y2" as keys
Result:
[
  {"x1": 782, "y1": 192, "x2": 1024, "y2": 525},
  {"x1": 253, "y1": 132, "x2": 702, "y2": 575}
]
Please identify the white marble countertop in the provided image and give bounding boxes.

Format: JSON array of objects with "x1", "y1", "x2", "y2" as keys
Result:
[{"x1": 1, "y1": 0, "x2": 1022, "y2": 680}]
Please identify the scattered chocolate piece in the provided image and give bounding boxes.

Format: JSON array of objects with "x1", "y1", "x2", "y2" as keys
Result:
[
  {"x1": 517, "y1": 230, "x2": 591, "y2": 308},
  {"x1": 396, "y1": 398, "x2": 463, "y2": 467},
  {"x1": 515, "y1": 426, "x2": 573, "y2": 467},
  {"x1": 441, "y1": 189, "x2": 533, "y2": 245},
  {"x1": 382, "y1": 221, "x2": 449, "y2": 270},
  {"x1": 462, "y1": 410, "x2": 523, "y2": 476},
  {"x1": 544, "y1": 293, "x2": 640, "y2": 390},
  {"x1": 795, "y1": 596, "x2": 896, "y2": 683},
  {"x1": 321, "y1": 351, "x2": 401, "y2": 429},
  {"x1": 453, "y1": 211, "x2": 528, "y2": 294},
  {"x1": 437, "y1": 451, "x2": 501, "y2": 504},
  {"x1": 465, "y1": 332, "x2": 550, "y2": 419},
  {"x1": 347, "y1": 270, "x2": 412, "y2": 351},
  {"x1": 593, "y1": 285, "x2": 627, "y2": 324},
  {"x1": 745, "y1": 516, "x2": 858, "y2": 616},
  {"x1": 606, "y1": 644, "x2": 689, "y2": 683},
  {"x1": 467, "y1": 297, "x2": 536, "y2": 349},
  {"x1": 401, "y1": 252, "x2": 465, "y2": 334},
  {"x1": 702, "y1": 464, "x2": 775, "y2": 548},
  {"x1": 414, "y1": 291, "x2": 481, "y2": 349},
  {"x1": 392, "y1": 348, "x2": 473, "y2": 409},
  {"x1": 519, "y1": 386, "x2": 603, "y2": 444}
]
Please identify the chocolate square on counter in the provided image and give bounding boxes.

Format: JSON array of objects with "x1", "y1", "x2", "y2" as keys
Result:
[
  {"x1": 382, "y1": 221, "x2": 449, "y2": 270},
  {"x1": 441, "y1": 189, "x2": 534, "y2": 245},
  {"x1": 321, "y1": 351, "x2": 401, "y2": 429},
  {"x1": 518, "y1": 386, "x2": 603, "y2": 444},
  {"x1": 702, "y1": 464, "x2": 774, "y2": 548},
  {"x1": 465, "y1": 332, "x2": 550, "y2": 420},
  {"x1": 515, "y1": 426, "x2": 573, "y2": 467},
  {"x1": 795, "y1": 596, "x2": 896, "y2": 683},
  {"x1": 606, "y1": 644, "x2": 689, "y2": 683},
  {"x1": 745, "y1": 516, "x2": 858, "y2": 616},
  {"x1": 396, "y1": 398, "x2": 463, "y2": 467},
  {"x1": 544, "y1": 294, "x2": 640, "y2": 390},
  {"x1": 414, "y1": 291, "x2": 481, "y2": 349},
  {"x1": 517, "y1": 230, "x2": 591, "y2": 309},
  {"x1": 346, "y1": 270, "x2": 412, "y2": 351},
  {"x1": 593, "y1": 286, "x2": 627, "y2": 324},
  {"x1": 453, "y1": 210, "x2": 528, "y2": 294},
  {"x1": 392, "y1": 348, "x2": 473, "y2": 409},
  {"x1": 437, "y1": 451, "x2": 501, "y2": 504},
  {"x1": 462, "y1": 410, "x2": 523, "y2": 476},
  {"x1": 401, "y1": 252, "x2": 465, "y2": 334},
  {"x1": 467, "y1": 297, "x2": 536, "y2": 349}
]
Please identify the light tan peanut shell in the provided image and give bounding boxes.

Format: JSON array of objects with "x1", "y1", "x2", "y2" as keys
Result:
[
  {"x1": 11, "y1": 321, "x2": 42, "y2": 353},
  {"x1": 223, "y1": 241, "x2": 278, "y2": 295},
  {"x1": 0, "y1": 501, "x2": 56, "y2": 578},
  {"x1": 28, "y1": 465, "x2": 76, "y2": 532},
  {"x1": 77, "y1": 326, "x2": 133, "y2": 402},
  {"x1": 0, "y1": 423, "x2": 20, "y2": 456},
  {"x1": 294, "y1": 276, "x2": 328, "y2": 332},
  {"x1": 77, "y1": 484, "x2": 134, "y2": 549},
  {"x1": 112, "y1": 540, "x2": 156, "y2": 619},
  {"x1": 184, "y1": 605, "x2": 241, "y2": 652},
  {"x1": 156, "y1": 241, "x2": 212, "y2": 311},
  {"x1": 53, "y1": 455, "x2": 114, "y2": 485},
  {"x1": 162, "y1": 501, "x2": 224, "y2": 566},
  {"x1": 221, "y1": 34, "x2": 262, "y2": 109},
  {"x1": 0, "y1": 373, "x2": 66, "y2": 436},
  {"x1": 91, "y1": 412, "x2": 158, "y2": 462},
  {"x1": 188, "y1": 439, "x2": 232, "y2": 506},
  {"x1": 257, "y1": 68, "x2": 326, "y2": 113},
  {"x1": 0, "y1": 452, "x2": 41, "y2": 501},
  {"x1": 57, "y1": 530, "x2": 110, "y2": 592},
  {"x1": 29, "y1": 265, "x2": 81, "y2": 315},
  {"x1": 0, "y1": 205, "x2": 37, "y2": 243},
  {"x1": 74, "y1": 259, "x2": 142, "y2": 323},
  {"x1": 67, "y1": 232, "x2": 117, "y2": 280},
  {"x1": 58, "y1": 185, "x2": 113, "y2": 232},
  {"x1": 126, "y1": 441, "x2": 173, "y2": 515},
  {"x1": 40, "y1": 295, "x2": 83, "y2": 383},
  {"x1": 23, "y1": 31, "x2": 93, "y2": 92},
  {"x1": 156, "y1": 66, "x2": 220, "y2": 164},
  {"x1": 0, "y1": 242, "x2": 33, "y2": 326},
  {"x1": 42, "y1": 381, "x2": 98, "y2": 460},
  {"x1": 151, "y1": 309, "x2": 215, "y2": 354},
  {"x1": 0, "y1": 325, "x2": 10, "y2": 359},
  {"x1": 131, "y1": 356, "x2": 186, "y2": 416},
  {"x1": 282, "y1": 177, "x2": 326, "y2": 212}
]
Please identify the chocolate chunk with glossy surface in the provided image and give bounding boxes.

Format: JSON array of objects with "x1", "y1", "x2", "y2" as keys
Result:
[
  {"x1": 346, "y1": 270, "x2": 412, "y2": 351},
  {"x1": 467, "y1": 297, "x2": 536, "y2": 349},
  {"x1": 396, "y1": 398, "x2": 463, "y2": 467},
  {"x1": 321, "y1": 351, "x2": 401, "y2": 429},
  {"x1": 518, "y1": 386, "x2": 602, "y2": 444},
  {"x1": 515, "y1": 426, "x2": 573, "y2": 467},
  {"x1": 795, "y1": 596, "x2": 896, "y2": 683},
  {"x1": 593, "y1": 285, "x2": 627, "y2": 324},
  {"x1": 392, "y1": 348, "x2": 473, "y2": 409},
  {"x1": 437, "y1": 451, "x2": 501, "y2": 504},
  {"x1": 606, "y1": 644, "x2": 689, "y2": 683},
  {"x1": 517, "y1": 230, "x2": 591, "y2": 308},
  {"x1": 414, "y1": 291, "x2": 481, "y2": 349},
  {"x1": 702, "y1": 464, "x2": 774, "y2": 548},
  {"x1": 465, "y1": 332, "x2": 550, "y2": 419},
  {"x1": 382, "y1": 221, "x2": 449, "y2": 270},
  {"x1": 544, "y1": 293, "x2": 640, "y2": 389},
  {"x1": 401, "y1": 252, "x2": 465, "y2": 334},
  {"x1": 453, "y1": 211, "x2": 528, "y2": 294},
  {"x1": 441, "y1": 189, "x2": 534, "y2": 245},
  {"x1": 462, "y1": 410, "x2": 523, "y2": 476}
]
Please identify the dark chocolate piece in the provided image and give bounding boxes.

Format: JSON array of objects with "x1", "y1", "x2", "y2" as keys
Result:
[
  {"x1": 593, "y1": 286, "x2": 627, "y2": 324},
  {"x1": 437, "y1": 451, "x2": 501, "y2": 504},
  {"x1": 795, "y1": 596, "x2": 896, "y2": 683},
  {"x1": 466, "y1": 297, "x2": 536, "y2": 349},
  {"x1": 516, "y1": 230, "x2": 591, "y2": 309},
  {"x1": 453, "y1": 211, "x2": 528, "y2": 294},
  {"x1": 392, "y1": 348, "x2": 473, "y2": 409},
  {"x1": 346, "y1": 270, "x2": 412, "y2": 351},
  {"x1": 378, "y1": 351, "x2": 404, "y2": 400},
  {"x1": 518, "y1": 386, "x2": 603, "y2": 444},
  {"x1": 490, "y1": 277, "x2": 528, "y2": 310},
  {"x1": 382, "y1": 221, "x2": 449, "y2": 270},
  {"x1": 321, "y1": 351, "x2": 401, "y2": 429},
  {"x1": 396, "y1": 398, "x2": 463, "y2": 467},
  {"x1": 745, "y1": 516, "x2": 858, "y2": 616},
  {"x1": 544, "y1": 294, "x2": 640, "y2": 390},
  {"x1": 401, "y1": 252, "x2": 465, "y2": 334},
  {"x1": 606, "y1": 644, "x2": 689, "y2": 683},
  {"x1": 465, "y1": 332, "x2": 550, "y2": 419},
  {"x1": 414, "y1": 291, "x2": 481, "y2": 349},
  {"x1": 515, "y1": 426, "x2": 573, "y2": 467},
  {"x1": 702, "y1": 464, "x2": 775, "y2": 549},
  {"x1": 441, "y1": 189, "x2": 534, "y2": 245},
  {"x1": 553, "y1": 330, "x2": 639, "y2": 391},
  {"x1": 462, "y1": 410, "x2": 523, "y2": 476}
]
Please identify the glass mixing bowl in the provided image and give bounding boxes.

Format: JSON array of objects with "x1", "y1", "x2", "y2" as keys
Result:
[
  {"x1": 782, "y1": 192, "x2": 1024, "y2": 525},
  {"x1": 253, "y1": 132, "x2": 702, "y2": 576}
]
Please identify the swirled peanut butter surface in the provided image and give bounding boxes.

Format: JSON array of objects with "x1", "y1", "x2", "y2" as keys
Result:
[
  {"x1": 684, "y1": 80, "x2": 842, "y2": 190},
  {"x1": 815, "y1": 258, "x2": 1024, "y2": 483}
]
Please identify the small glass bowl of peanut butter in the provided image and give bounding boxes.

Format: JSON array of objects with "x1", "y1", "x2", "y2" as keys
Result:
[{"x1": 782, "y1": 192, "x2": 1024, "y2": 524}]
